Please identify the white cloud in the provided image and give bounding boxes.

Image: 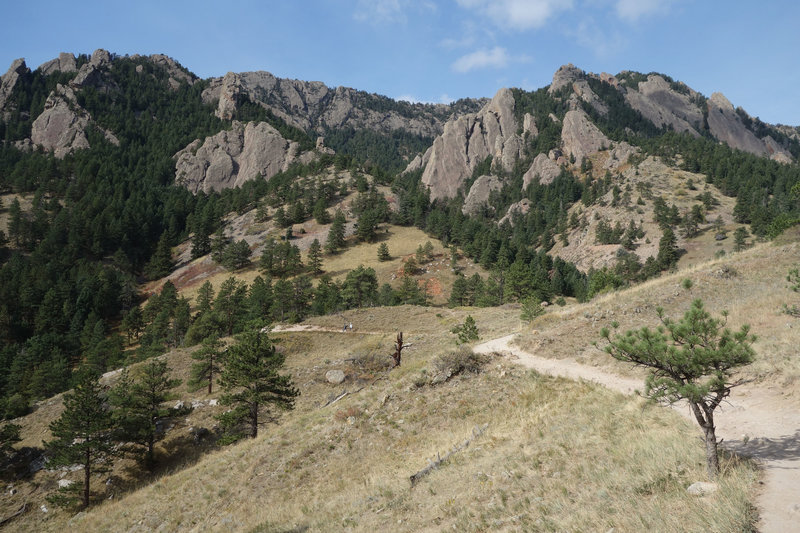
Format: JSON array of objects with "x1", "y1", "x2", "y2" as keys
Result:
[
  {"x1": 456, "y1": 0, "x2": 574, "y2": 31},
  {"x1": 353, "y1": 0, "x2": 407, "y2": 24},
  {"x1": 452, "y1": 47, "x2": 510, "y2": 73},
  {"x1": 614, "y1": 0, "x2": 674, "y2": 22}
]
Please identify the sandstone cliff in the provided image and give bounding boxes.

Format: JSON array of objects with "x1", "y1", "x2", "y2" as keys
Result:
[
  {"x1": 419, "y1": 88, "x2": 527, "y2": 200},
  {"x1": 174, "y1": 121, "x2": 315, "y2": 194},
  {"x1": 200, "y1": 70, "x2": 478, "y2": 138},
  {"x1": 462, "y1": 175, "x2": 503, "y2": 216},
  {"x1": 0, "y1": 58, "x2": 29, "y2": 117},
  {"x1": 30, "y1": 84, "x2": 118, "y2": 158},
  {"x1": 560, "y1": 108, "x2": 610, "y2": 166},
  {"x1": 37, "y1": 53, "x2": 77, "y2": 76}
]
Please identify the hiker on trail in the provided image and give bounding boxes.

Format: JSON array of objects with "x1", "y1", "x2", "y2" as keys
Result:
[
  {"x1": 343, "y1": 324, "x2": 347, "y2": 332},
  {"x1": 349, "y1": 322, "x2": 353, "y2": 332}
]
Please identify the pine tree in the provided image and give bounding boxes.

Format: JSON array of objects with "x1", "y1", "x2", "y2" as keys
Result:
[
  {"x1": 144, "y1": 233, "x2": 174, "y2": 280},
  {"x1": 190, "y1": 335, "x2": 223, "y2": 394},
  {"x1": 45, "y1": 368, "x2": 115, "y2": 508},
  {"x1": 307, "y1": 238, "x2": 323, "y2": 274},
  {"x1": 325, "y1": 210, "x2": 346, "y2": 254},
  {"x1": 451, "y1": 315, "x2": 479, "y2": 344},
  {"x1": 217, "y1": 329, "x2": 298, "y2": 443},
  {"x1": 195, "y1": 280, "x2": 215, "y2": 317},
  {"x1": 602, "y1": 299, "x2": 756, "y2": 477},
  {"x1": 0, "y1": 423, "x2": 21, "y2": 462},
  {"x1": 111, "y1": 360, "x2": 180, "y2": 468},
  {"x1": 657, "y1": 227, "x2": 679, "y2": 270},
  {"x1": 377, "y1": 242, "x2": 391, "y2": 261},
  {"x1": 734, "y1": 226, "x2": 750, "y2": 251}
]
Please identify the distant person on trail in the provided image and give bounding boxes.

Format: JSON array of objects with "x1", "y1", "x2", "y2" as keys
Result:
[
  {"x1": 343, "y1": 324, "x2": 347, "y2": 332},
  {"x1": 349, "y1": 322, "x2": 353, "y2": 332}
]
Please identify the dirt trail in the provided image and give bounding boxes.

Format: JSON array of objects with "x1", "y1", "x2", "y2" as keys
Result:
[
  {"x1": 271, "y1": 324, "x2": 383, "y2": 335},
  {"x1": 474, "y1": 334, "x2": 800, "y2": 533}
]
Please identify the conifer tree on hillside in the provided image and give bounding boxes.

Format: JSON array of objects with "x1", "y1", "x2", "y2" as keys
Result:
[
  {"x1": 45, "y1": 368, "x2": 115, "y2": 508},
  {"x1": 325, "y1": 209, "x2": 347, "y2": 254},
  {"x1": 111, "y1": 360, "x2": 180, "y2": 468},
  {"x1": 602, "y1": 299, "x2": 756, "y2": 477},
  {"x1": 217, "y1": 329, "x2": 298, "y2": 443},
  {"x1": 189, "y1": 335, "x2": 224, "y2": 394},
  {"x1": 307, "y1": 238, "x2": 323, "y2": 274},
  {"x1": 377, "y1": 242, "x2": 391, "y2": 261}
]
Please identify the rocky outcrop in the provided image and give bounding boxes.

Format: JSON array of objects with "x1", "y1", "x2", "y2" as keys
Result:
[
  {"x1": 604, "y1": 141, "x2": 637, "y2": 170},
  {"x1": 523, "y1": 153, "x2": 561, "y2": 188},
  {"x1": 560, "y1": 108, "x2": 609, "y2": 166},
  {"x1": 30, "y1": 84, "x2": 118, "y2": 158},
  {"x1": 37, "y1": 53, "x2": 77, "y2": 76},
  {"x1": 419, "y1": 88, "x2": 523, "y2": 200},
  {"x1": 706, "y1": 92, "x2": 792, "y2": 162},
  {"x1": 201, "y1": 70, "x2": 473, "y2": 138},
  {"x1": 623, "y1": 74, "x2": 703, "y2": 135},
  {"x1": 498, "y1": 199, "x2": 531, "y2": 226},
  {"x1": 147, "y1": 54, "x2": 194, "y2": 88},
  {"x1": 175, "y1": 121, "x2": 313, "y2": 193},
  {"x1": 71, "y1": 49, "x2": 112, "y2": 89},
  {"x1": 549, "y1": 64, "x2": 584, "y2": 95},
  {"x1": 0, "y1": 58, "x2": 29, "y2": 116},
  {"x1": 462, "y1": 175, "x2": 503, "y2": 216}
]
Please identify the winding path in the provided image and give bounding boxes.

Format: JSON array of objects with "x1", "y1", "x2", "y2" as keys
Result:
[{"x1": 474, "y1": 334, "x2": 800, "y2": 533}]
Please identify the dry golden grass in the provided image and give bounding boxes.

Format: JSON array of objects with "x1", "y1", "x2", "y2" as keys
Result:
[
  {"x1": 6, "y1": 303, "x2": 757, "y2": 533},
  {"x1": 516, "y1": 230, "x2": 800, "y2": 389}
]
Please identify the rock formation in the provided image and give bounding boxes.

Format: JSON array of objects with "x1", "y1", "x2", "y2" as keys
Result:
[
  {"x1": 706, "y1": 92, "x2": 792, "y2": 162},
  {"x1": 498, "y1": 199, "x2": 532, "y2": 226},
  {"x1": 200, "y1": 70, "x2": 475, "y2": 138},
  {"x1": 560, "y1": 108, "x2": 610, "y2": 166},
  {"x1": 0, "y1": 58, "x2": 29, "y2": 116},
  {"x1": 30, "y1": 84, "x2": 118, "y2": 158},
  {"x1": 174, "y1": 121, "x2": 314, "y2": 194},
  {"x1": 71, "y1": 49, "x2": 113, "y2": 89},
  {"x1": 523, "y1": 153, "x2": 562, "y2": 188},
  {"x1": 462, "y1": 175, "x2": 503, "y2": 216},
  {"x1": 622, "y1": 74, "x2": 703, "y2": 135},
  {"x1": 37, "y1": 53, "x2": 77, "y2": 76},
  {"x1": 419, "y1": 88, "x2": 523, "y2": 200}
]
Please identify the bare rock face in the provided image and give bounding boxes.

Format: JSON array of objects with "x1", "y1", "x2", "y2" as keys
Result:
[
  {"x1": 523, "y1": 153, "x2": 562, "y2": 188},
  {"x1": 549, "y1": 64, "x2": 585, "y2": 94},
  {"x1": 38, "y1": 53, "x2": 77, "y2": 76},
  {"x1": 0, "y1": 58, "x2": 29, "y2": 115},
  {"x1": 560, "y1": 108, "x2": 610, "y2": 166},
  {"x1": 202, "y1": 70, "x2": 457, "y2": 138},
  {"x1": 30, "y1": 84, "x2": 118, "y2": 158},
  {"x1": 604, "y1": 141, "x2": 637, "y2": 170},
  {"x1": 623, "y1": 74, "x2": 703, "y2": 135},
  {"x1": 498, "y1": 199, "x2": 532, "y2": 226},
  {"x1": 175, "y1": 121, "x2": 311, "y2": 194},
  {"x1": 71, "y1": 48, "x2": 112, "y2": 89},
  {"x1": 706, "y1": 92, "x2": 791, "y2": 162},
  {"x1": 147, "y1": 54, "x2": 194, "y2": 88},
  {"x1": 462, "y1": 175, "x2": 503, "y2": 216},
  {"x1": 420, "y1": 88, "x2": 523, "y2": 200}
]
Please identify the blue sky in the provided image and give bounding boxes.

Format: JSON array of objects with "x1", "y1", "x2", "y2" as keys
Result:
[{"x1": 2, "y1": 1, "x2": 799, "y2": 125}]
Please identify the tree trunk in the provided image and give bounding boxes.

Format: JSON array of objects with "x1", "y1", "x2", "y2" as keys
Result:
[
  {"x1": 250, "y1": 401, "x2": 259, "y2": 439},
  {"x1": 83, "y1": 450, "x2": 90, "y2": 508},
  {"x1": 703, "y1": 424, "x2": 719, "y2": 478}
]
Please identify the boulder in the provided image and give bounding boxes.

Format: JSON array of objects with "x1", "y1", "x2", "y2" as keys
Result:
[
  {"x1": 523, "y1": 153, "x2": 562, "y2": 188},
  {"x1": 604, "y1": 142, "x2": 637, "y2": 170},
  {"x1": 325, "y1": 369, "x2": 346, "y2": 385},
  {"x1": 687, "y1": 481, "x2": 718, "y2": 496},
  {"x1": 560, "y1": 108, "x2": 610, "y2": 166},
  {"x1": 38, "y1": 53, "x2": 77, "y2": 76},
  {"x1": 175, "y1": 121, "x2": 311, "y2": 193},
  {"x1": 58, "y1": 479, "x2": 74, "y2": 489},
  {"x1": 462, "y1": 175, "x2": 503, "y2": 216}
]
